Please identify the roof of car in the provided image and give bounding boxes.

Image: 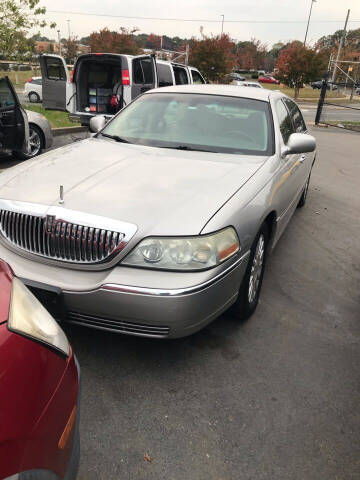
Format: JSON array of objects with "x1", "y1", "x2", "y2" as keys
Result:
[{"x1": 146, "y1": 84, "x2": 275, "y2": 101}]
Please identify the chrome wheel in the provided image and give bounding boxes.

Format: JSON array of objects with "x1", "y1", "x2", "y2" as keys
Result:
[
  {"x1": 248, "y1": 234, "x2": 265, "y2": 303},
  {"x1": 28, "y1": 126, "x2": 41, "y2": 157},
  {"x1": 29, "y1": 92, "x2": 40, "y2": 103}
]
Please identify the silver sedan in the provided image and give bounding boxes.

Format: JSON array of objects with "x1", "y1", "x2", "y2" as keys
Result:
[{"x1": 0, "y1": 85, "x2": 316, "y2": 338}]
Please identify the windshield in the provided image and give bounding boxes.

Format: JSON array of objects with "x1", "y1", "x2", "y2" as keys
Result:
[{"x1": 101, "y1": 92, "x2": 274, "y2": 155}]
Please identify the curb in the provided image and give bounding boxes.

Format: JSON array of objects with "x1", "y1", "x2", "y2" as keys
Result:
[
  {"x1": 308, "y1": 122, "x2": 328, "y2": 128},
  {"x1": 51, "y1": 126, "x2": 88, "y2": 137}
]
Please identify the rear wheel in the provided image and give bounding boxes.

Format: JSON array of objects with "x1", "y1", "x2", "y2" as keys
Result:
[
  {"x1": 28, "y1": 91, "x2": 40, "y2": 103},
  {"x1": 13, "y1": 124, "x2": 44, "y2": 160},
  {"x1": 229, "y1": 224, "x2": 269, "y2": 320}
]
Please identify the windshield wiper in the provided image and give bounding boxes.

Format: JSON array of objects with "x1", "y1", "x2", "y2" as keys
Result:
[
  {"x1": 100, "y1": 133, "x2": 130, "y2": 143},
  {"x1": 160, "y1": 145, "x2": 216, "y2": 153}
]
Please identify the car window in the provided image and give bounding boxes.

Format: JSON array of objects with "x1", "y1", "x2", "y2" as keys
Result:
[
  {"x1": 157, "y1": 63, "x2": 173, "y2": 87},
  {"x1": 275, "y1": 100, "x2": 294, "y2": 143},
  {"x1": 44, "y1": 57, "x2": 66, "y2": 81},
  {"x1": 0, "y1": 78, "x2": 16, "y2": 110},
  {"x1": 133, "y1": 58, "x2": 154, "y2": 85},
  {"x1": 190, "y1": 70, "x2": 205, "y2": 84},
  {"x1": 173, "y1": 66, "x2": 189, "y2": 85},
  {"x1": 102, "y1": 92, "x2": 274, "y2": 156},
  {"x1": 31, "y1": 78, "x2": 42, "y2": 85},
  {"x1": 283, "y1": 98, "x2": 307, "y2": 133}
]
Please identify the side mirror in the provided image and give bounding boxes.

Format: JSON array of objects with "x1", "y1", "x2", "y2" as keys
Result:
[
  {"x1": 282, "y1": 133, "x2": 316, "y2": 157},
  {"x1": 89, "y1": 115, "x2": 106, "y2": 133}
]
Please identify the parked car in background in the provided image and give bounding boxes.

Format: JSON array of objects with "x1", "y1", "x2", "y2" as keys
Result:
[
  {"x1": 0, "y1": 84, "x2": 316, "y2": 339},
  {"x1": 0, "y1": 76, "x2": 52, "y2": 160},
  {"x1": 0, "y1": 259, "x2": 80, "y2": 480},
  {"x1": 228, "y1": 72, "x2": 246, "y2": 82},
  {"x1": 258, "y1": 75, "x2": 280, "y2": 85},
  {"x1": 311, "y1": 80, "x2": 338, "y2": 91},
  {"x1": 24, "y1": 76, "x2": 42, "y2": 103},
  {"x1": 232, "y1": 80, "x2": 263, "y2": 88},
  {"x1": 39, "y1": 53, "x2": 205, "y2": 125}
]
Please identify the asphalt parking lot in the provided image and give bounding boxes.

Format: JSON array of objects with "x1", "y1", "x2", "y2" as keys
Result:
[{"x1": 1, "y1": 126, "x2": 359, "y2": 479}]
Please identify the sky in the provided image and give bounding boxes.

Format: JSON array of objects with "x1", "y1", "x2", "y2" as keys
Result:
[{"x1": 39, "y1": 0, "x2": 360, "y2": 47}]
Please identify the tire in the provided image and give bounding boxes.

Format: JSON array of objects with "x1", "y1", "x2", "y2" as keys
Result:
[
  {"x1": 13, "y1": 124, "x2": 44, "y2": 160},
  {"x1": 28, "y1": 91, "x2": 40, "y2": 103},
  {"x1": 229, "y1": 223, "x2": 269, "y2": 321},
  {"x1": 297, "y1": 170, "x2": 311, "y2": 208}
]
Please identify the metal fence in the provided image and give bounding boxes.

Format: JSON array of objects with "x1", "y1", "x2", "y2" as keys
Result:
[{"x1": 315, "y1": 75, "x2": 360, "y2": 132}]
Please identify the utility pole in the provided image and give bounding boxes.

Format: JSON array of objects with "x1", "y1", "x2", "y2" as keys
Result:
[
  {"x1": 332, "y1": 9, "x2": 350, "y2": 82},
  {"x1": 67, "y1": 19, "x2": 71, "y2": 40},
  {"x1": 57, "y1": 30, "x2": 62, "y2": 56},
  {"x1": 304, "y1": 0, "x2": 316, "y2": 45},
  {"x1": 185, "y1": 44, "x2": 189, "y2": 65},
  {"x1": 221, "y1": 14, "x2": 224, "y2": 37}
]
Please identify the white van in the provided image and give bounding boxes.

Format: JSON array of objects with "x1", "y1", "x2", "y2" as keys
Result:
[{"x1": 40, "y1": 53, "x2": 205, "y2": 125}]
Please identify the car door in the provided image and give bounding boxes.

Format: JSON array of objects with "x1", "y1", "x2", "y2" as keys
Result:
[
  {"x1": 131, "y1": 55, "x2": 157, "y2": 100},
  {"x1": 40, "y1": 54, "x2": 75, "y2": 112},
  {"x1": 0, "y1": 76, "x2": 28, "y2": 152},
  {"x1": 283, "y1": 98, "x2": 312, "y2": 195},
  {"x1": 272, "y1": 98, "x2": 302, "y2": 237}
]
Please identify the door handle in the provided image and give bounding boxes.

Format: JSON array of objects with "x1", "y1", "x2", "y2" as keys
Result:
[{"x1": 299, "y1": 154, "x2": 306, "y2": 164}]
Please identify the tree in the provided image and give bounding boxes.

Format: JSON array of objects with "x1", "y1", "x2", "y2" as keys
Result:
[
  {"x1": 146, "y1": 33, "x2": 161, "y2": 50},
  {"x1": 0, "y1": 0, "x2": 55, "y2": 59},
  {"x1": 89, "y1": 27, "x2": 141, "y2": 55},
  {"x1": 189, "y1": 34, "x2": 235, "y2": 82},
  {"x1": 236, "y1": 39, "x2": 266, "y2": 70},
  {"x1": 276, "y1": 42, "x2": 327, "y2": 98},
  {"x1": 63, "y1": 37, "x2": 78, "y2": 63}
]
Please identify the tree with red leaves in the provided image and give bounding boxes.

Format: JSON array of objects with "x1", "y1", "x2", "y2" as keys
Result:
[
  {"x1": 276, "y1": 41, "x2": 327, "y2": 98},
  {"x1": 146, "y1": 33, "x2": 161, "y2": 50},
  {"x1": 90, "y1": 27, "x2": 141, "y2": 55},
  {"x1": 189, "y1": 34, "x2": 235, "y2": 82}
]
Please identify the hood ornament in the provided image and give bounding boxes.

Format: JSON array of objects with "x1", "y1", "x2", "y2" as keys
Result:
[{"x1": 59, "y1": 185, "x2": 64, "y2": 205}]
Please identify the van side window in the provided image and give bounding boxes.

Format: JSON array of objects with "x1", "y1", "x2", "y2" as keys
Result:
[
  {"x1": 283, "y1": 98, "x2": 307, "y2": 133},
  {"x1": 133, "y1": 58, "x2": 154, "y2": 85},
  {"x1": 191, "y1": 70, "x2": 205, "y2": 84},
  {"x1": 157, "y1": 64, "x2": 173, "y2": 87},
  {"x1": 173, "y1": 66, "x2": 189, "y2": 85},
  {"x1": 45, "y1": 57, "x2": 66, "y2": 81},
  {"x1": 276, "y1": 100, "x2": 294, "y2": 144},
  {"x1": 0, "y1": 78, "x2": 16, "y2": 110}
]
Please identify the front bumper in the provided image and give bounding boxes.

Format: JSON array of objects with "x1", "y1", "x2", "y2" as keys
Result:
[{"x1": 0, "y1": 241, "x2": 249, "y2": 338}]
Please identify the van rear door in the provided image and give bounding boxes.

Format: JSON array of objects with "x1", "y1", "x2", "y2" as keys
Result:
[
  {"x1": 40, "y1": 54, "x2": 75, "y2": 112},
  {"x1": 131, "y1": 55, "x2": 157, "y2": 100}
]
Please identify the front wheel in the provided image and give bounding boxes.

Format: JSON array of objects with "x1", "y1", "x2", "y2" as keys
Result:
[
  {"x1": 297, "y1": 171, "x2": 311, "y2": 208},
  {"x1": 13, "y1": 124, "x2": 44, "y2": 160},
  {"x1": 229, "y1": 224, "x2": 269, "y2": 320}
]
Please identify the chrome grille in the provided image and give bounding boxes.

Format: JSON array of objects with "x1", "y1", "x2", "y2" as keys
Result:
[
  {"x1": 0, "y1": 210, "x2": 126, "y2": 264},
  {"x1": 67, "y1": 311, "x2": 170, "y2": 337}
]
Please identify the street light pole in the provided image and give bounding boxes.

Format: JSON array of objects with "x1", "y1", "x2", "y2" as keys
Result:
[
  {"x1": 331, "y1": 9, "x2": 350, "y2": 82},
  {"x1": 304, "y1": 0, "x2": 316, "y2": 46},
  {"x1": 221, "y1": 14, "x2": 224, "y2": 37},
  {"x1": 57, "y1": 30, "x2": 61, "y2": 56}
]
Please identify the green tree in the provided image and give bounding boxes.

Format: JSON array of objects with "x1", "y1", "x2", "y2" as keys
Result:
[
  {"x1": 0, "y1": 0, "x2": 55, "y2": 59},
  {"x1": 189, "y1": 34, "x2": 235, "y2": 82},
  {"x1": 276, "y1": 42, "x2": 327, "y2": 99}
]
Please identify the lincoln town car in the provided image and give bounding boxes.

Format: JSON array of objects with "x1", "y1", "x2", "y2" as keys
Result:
[{"x1": 0, "y1": 85, "x2": 316, "y2": 338}]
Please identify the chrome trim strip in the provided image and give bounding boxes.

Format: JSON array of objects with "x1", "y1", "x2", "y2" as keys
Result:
[{"x1": 90, "y1": 250, "x2": 250, "y2": 297}]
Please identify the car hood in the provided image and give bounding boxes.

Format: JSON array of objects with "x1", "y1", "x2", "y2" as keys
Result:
[{"x1": 0, "y1": 137, "x2": 267, "y2": 237}]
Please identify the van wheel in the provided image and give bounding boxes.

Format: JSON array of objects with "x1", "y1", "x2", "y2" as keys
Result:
[
  {"x1": 229, "y1": 224, "x2": 269, "y2": 320},
  {"x1": 13, "y1": 124, "x2": 44, "y2": 160},
  {"x1": 28, "y1": 92, "x2": 40, "y2": 103}
]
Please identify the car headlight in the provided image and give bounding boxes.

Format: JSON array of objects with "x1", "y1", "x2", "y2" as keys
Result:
[
  {"x1": 8, "y1": 278, "x2": 70, "y2": 357},
  {"x1": 122, "y1": 227, "x2": 240, "y2": 271}
]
